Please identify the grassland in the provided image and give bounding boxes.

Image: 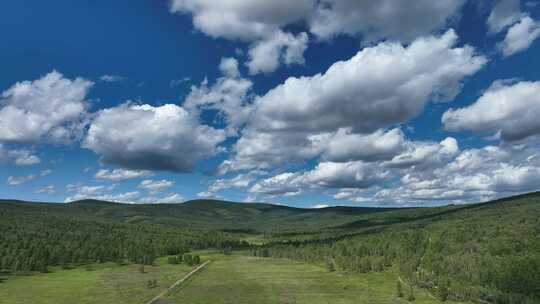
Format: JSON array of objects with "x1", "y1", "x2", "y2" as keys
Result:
[
  {"x1": 164, "y1": 252, "x2": 464, "y2": 304},
  {"x1": 0, "y1": 257, "x2": 193, "y2": 304},
  {"x1": 0, "y1": 251, "x2": 466, "y2": 304}
]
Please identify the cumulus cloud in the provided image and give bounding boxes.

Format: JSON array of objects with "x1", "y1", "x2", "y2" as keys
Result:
[
  {"x1": 499, "y1": 16, "x2": 540, "y2": 57},
  {"x1": 443, "y1": 80, "x2": 540, "y2": 142},
  {"x1": 249, "y1": 161, "x2": 388, "y2": 197},
  {"x1": 170, "y1": 1, "x2": 312, "y2": 74},
  {"x1": 95, "y1": 168, "x2": 153, "y2": 182},
  {"x1": 308, "y1": 0, "x2": 466, "y2": 42},
  {"x1": 249, "y1": 172, "x2": 304, "y2": 196},
  {"x1": 0, "y1": 144, "x2": 41, "y2": 166},
  {"x1": 246, "y1": 31, "x2": 308, "y2": 75},
  {"x1": 64, "y1": 183, "x2": 140, "y2": 203},
  {"x1": 385, "y1": 137, "x2": 459, "y2": 169},
  {"x1": 224, "y1": 30, "x2": 485, "y2": 172},
  {"x1": 170, "y1": 0, "x2": 464, "y2": 48},
  {"x1": 169, "y1": 0, "x2": 312, "y2": 41},
  {"x1": 249, "y1": 30, "x2": 484, "y2": 134},
  {"x1": 0, "y1": 70, "x2": 93, "y2": 144},
  {"x1": 198, "y1": 173, "x2": 254, "y2": 197},
  {"x1": 375, "y1": 144, "x2": 540, "y2": 204},
  {"x1": 138, "y1": 179, "x2": 174, "y2": 192},
  {"x1": 487, "y1": 0, "x2": 523, "y2": 34},
  {"x1": 184, "y1": 57, "x2": 253, "y2": 135},
  {"x1": 170, "y1": 1, "x2": 464, "y2": 73},
  {"x1": 84, "y1": 103, "x2": 226, "y2": 172},
  {"x1": 320, "y1": 128, "x2": 405, "y2": 162}
]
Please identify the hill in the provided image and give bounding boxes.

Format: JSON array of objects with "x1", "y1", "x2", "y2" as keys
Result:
[
  {"x1": 1, "y1": 192, "x2": 539, "y2": 303},
  {"x1": 0, "y1": 198, "x2": 398, "y2": 232}
]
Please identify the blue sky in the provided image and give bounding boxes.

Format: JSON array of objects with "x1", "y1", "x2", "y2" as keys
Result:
[{"x1": 1, "y1": 0, "x2": 540, "y2": 207}]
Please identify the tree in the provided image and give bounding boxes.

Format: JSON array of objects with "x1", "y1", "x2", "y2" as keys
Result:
[
  {"x1": 407, "y1": 285, "x2": 415, "y2": 302},
  {"x1": 325, "y1": 258, "x2": 335, "y2": 272},
  {"x1": 438, "y1": 278, "x2": 449, "y2": 301},
  {"x1": 168, "y1": 256, "x2": 178, "y2": 264},
  {"x1": 396, "y1": 280, "x2": 404, "y2": 298}
]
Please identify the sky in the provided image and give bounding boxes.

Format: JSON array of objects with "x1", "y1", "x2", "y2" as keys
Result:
[{"x1": 1, "y1": 0, "x2": 540, "y2": 208}]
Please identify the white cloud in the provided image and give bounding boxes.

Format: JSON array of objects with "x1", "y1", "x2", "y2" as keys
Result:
[
  {"x1": 84, "y1": 103, "x2": 226, "y2": 172},
  {"x1": 139, "y1": 193, "x2": 184, "y2": 204},
  {"x1": 184, "y1": 58, "x2": 253, "y2": 135},
  {"x1": 333, "y1": 143, "x2": 540, "y2": 206},
  {"x1": 95, "y1": 168, "x2": 153, "y2": 181},
  {"x1": 35, "y1": 185, "x2": 55, "y2": 194},
  {"x1": 249, "y1": 30, "x2": 484, "y2": 134},
  {"x1": 0, "y1": 70, "x2": 93, "y2": 144},
  {"x1": 0, "y1": 144, "x2": 41, "y2": 166},
  {"x1": 487, "y1": 0, "x2": 523, "y2": 34},
  {"x1": 385, "y1": 137, "x2": 459, "y2": 169},
  {"x1": 224, "y1": 30, "x2": 485, "y2": 172},
  {"x1": 170, "y1": 0, "x2": 465, "y2": 44},
  {"x1": 246, "y1": 31, "x2": 308, "y2": 75},
  {"x1": 65, "y1": 182, "x2": 182, "y2": 204},
  {"x1": 138, "y1": 179, "x2": 174, "y2": 192},
  {"x1": 170, "y1": 0, "x2": 312, "y2": 74},
  {"x1": 65, "y1": 191, "x2": 141, "y2": 203},
  {"x1": 320, "y1": 128, "x2": 405, "y2": 162},
  {"x1": 309, "y1": 0, "x2": 466, "y2": 42},
  {"x1": 7, "y1": 174, "x2": 36, "y2": 186},
  {"x1": 199, "y1": 173, "x2": 254, "y2": 197},
  {"x1": 499, "y1": 16, "x2": 540, "y2": 57},
  {"x1": 219, "y1": 57, "x2": 241, "y2": 78},
  {"x1": 100, "y1": 74, "x2": 124, "y2": 82},
  {"x1": 7, "y1": 169, "x2": 51, "y2": 186},
  {"x1": 249, "y1": 161, "x2": 388, "y2": 197},
  {"x1": 443, "y1": 80, "x2": 540, "y2": 141},
  {"x1": 64, "y1": 183, "x2": 141, "y2": 203},
  {"x1": 311, "y1": 204, "x2": 329, "y2": 209},
  {"x1": 249, "y1": 172, "x2": 304, "y2": 196}
]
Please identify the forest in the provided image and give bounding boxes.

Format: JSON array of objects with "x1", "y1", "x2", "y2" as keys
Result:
[{"x1": 0, "y1": 193, "x2": 539, "y2": 304}]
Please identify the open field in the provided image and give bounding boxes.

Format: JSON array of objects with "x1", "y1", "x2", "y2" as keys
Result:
[
  {"x1": 165, "y1": 252, "x2": 465, "y2": 304},
  {"x1": 0, "y1": 257, "x2": 194, "y2": 304}
]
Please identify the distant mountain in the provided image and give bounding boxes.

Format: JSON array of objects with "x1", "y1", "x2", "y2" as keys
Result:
[
  {"x1": 0, "y1": 198, "x2": 398, "y2": 232},
  {"x1": 2, "y1": 192, "x2": 539, "y2": 233}
]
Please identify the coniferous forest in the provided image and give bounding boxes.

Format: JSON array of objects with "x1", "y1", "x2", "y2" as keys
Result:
[{"x1": 1, "y1": 193, "x2": 539, "y2": 304}]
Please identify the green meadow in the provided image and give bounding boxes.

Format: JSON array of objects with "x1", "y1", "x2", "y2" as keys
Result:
[
  {"x1": 0, "y1": 257, "x2": 193, "y2": 304},
  {"x1": 165, "y1": 252, "x2": 463, "y2": 304}
]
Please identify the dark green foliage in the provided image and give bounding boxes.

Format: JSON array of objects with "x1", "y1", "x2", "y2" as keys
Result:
[
  {"x1": 250, "y1": 193, "x2": 540, "y2": 303},
  {"x1": 182, "y1": 254, "x2": 201, "y2": 266},
  {"x1": 0, "y1": 201, "x2": 247, "y2": 273},
  {"x1": 1, "y1": 192, "x2": 539, "y2": 304},
  {"x1": 407, "y1": 285, "x2": 415, "y2": 301},
  {"x1": 396, "y1": 280, "x2": 403, "y2": 298},
  {"x1": 147, "y1": 279, "x2": 157, "y2": 289},
  {"x1": 167, "y1": 256, "x2": 179, "y2": 265},
  {"x1": 325, "y1": 258, "x2": 335, "y2": 272}
]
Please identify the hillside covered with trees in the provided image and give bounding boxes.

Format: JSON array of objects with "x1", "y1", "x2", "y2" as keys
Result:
[{"x1": 1, "y1": 193, "x2": 539, "y2": 303}]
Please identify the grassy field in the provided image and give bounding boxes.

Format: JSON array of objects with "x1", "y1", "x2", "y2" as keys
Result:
[
  {"x1": 165, "y1": 252, "x2": 465, "y2": 304},
  {"x1": 0, "y1": 257, "x2": 193, "y2": 304}
]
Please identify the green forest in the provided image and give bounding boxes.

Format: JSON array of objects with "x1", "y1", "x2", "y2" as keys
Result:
[{"x1": 0, "y1": 193, "x2": 539, "y2": 304}]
